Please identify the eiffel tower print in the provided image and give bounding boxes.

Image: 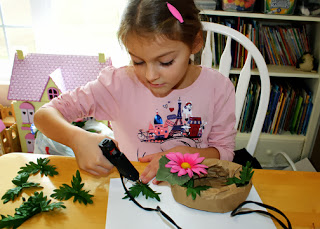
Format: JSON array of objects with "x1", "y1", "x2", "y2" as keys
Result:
[{"x1": 169, "y1": 97, "x2": 184, "y2": 137}]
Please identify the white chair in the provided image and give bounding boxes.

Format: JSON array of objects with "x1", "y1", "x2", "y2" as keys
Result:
[{"x1": 200, "y1": 21, "x2": 271, "y2": 158}]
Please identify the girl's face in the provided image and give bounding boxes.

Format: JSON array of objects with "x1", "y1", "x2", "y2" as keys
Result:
[{"x1": 126, "y1": 33, "x2": 201, "y2": 97}]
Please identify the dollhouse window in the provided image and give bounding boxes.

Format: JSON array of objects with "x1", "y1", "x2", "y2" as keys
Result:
[
  {"x1": 48, "y1": 88, "x2": 59, "y2": 100},
  {"x1": 19, "y1": 102, "x2": 35, "y2": 124}
]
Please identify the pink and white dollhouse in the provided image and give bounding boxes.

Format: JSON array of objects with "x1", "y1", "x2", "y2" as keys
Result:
[{"x1": 7, "y1": 52, "x2": 112, "y2": 153}]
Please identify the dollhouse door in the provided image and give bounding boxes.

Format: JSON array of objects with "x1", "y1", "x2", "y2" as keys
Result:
[{"x1": 25, "y1": 133, "x2": 35, "y2": 153}]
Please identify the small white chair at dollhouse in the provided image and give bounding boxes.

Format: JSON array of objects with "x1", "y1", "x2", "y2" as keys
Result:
[
  {"x1": 200, "y1": 21, "x2": 271, "y2": 167},
  {"x1": 200, "y1": 21, "x2": 297, "y2": 170}
]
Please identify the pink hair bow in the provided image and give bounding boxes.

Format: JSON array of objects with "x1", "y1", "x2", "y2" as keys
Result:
[{"x1": 167, "y1": 2, "x2": 184, "y2": 23}]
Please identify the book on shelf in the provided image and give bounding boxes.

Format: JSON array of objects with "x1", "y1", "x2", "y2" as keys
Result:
[
  {"x1": 266, "y1": 83, "x2": 281, "y2": 132},
  {"x1": 201, "y1": 16, "x2": 312, "y2": 68},
  {"x1": 263, "y1": 83, "x2": 276, "y2": 133},
  {"x1": 258, "y1": 80, "x2": 313, "y2": 135},
  {"x1": 248, "y1": 81, "x2": 261, "y2": 131},
  {"x1": 297, "y1": 89, "x2": 312, "y2": 135},
  {"x1": 240, "y1": 87, "x2": 252, "y2": 132},
  {"x1": 277, "y1": 83, "x2": 292, "y2": 134},
  {"x1": 274, "y1": 86, "x2": 289, "y2": 134},
  {"x1": 270, "y1": 84, "x2": 283, "y2": 133},
  {"x1": 302, "y1": 102, "x2": 313, "y2": 135},
  {"x1": 228, "y1": 72, "x2": 313, "y2": 136},
  {"x1": 289, "y1": 93, "x2": 303, "y2": 134},
  {"x1": 277, "y1": 27, "x2": 295, "y2": 66}
]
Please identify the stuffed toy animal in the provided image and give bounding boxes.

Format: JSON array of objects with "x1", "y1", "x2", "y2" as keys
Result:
[{"x1": 296, "y1": 52, "x2": 318, "y2": 72}]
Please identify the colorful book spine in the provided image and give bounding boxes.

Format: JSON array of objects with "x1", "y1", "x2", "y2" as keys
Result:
[
  {"x1": 278, "y1": 27, "x2": 295, "y2": 66},
  {"x1": 290, "y1": 95, "x2": 303, "y2": 134}
]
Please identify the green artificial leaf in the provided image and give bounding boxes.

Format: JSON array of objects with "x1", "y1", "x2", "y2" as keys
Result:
[
  {"x1": 0, "y1": 191, "x2": 65, "y2": 229},
  {"x1": 18, "y1": 158, "x2": 58, "y2": 177},
  {"x1": 51, "y1": 170, "x2": 94, "y2": 205},
  {"x1": 156, "y1": 156, "x2": 191, "y2": 186},
  {"x1": 123, "y1": 182, "x2": 161, "y2": 201},
  {"x1": 72, "y1": 121, "x2": 86, "y2": 128},
  {"x1": 1, "y1": 173, "x2": 42, "y2": 204},
  {"x1": 1, "y1": 187, "x2": 23, "y2": 204},
  {"x1": 226, "y1": 161, "x2": 254, "y2": 187},
  {"x1": 182, "y1": 179, "x2": 210, "y2": 200}
]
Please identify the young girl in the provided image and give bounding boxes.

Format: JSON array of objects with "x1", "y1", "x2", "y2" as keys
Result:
[{"x1": 34, "y1": 0, "x2": 236, "y2": 184}]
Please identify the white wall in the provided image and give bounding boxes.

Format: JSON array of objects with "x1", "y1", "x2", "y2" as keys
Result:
[{"x1": 0, "y1": 84, "x2": 11, "y2": 106}]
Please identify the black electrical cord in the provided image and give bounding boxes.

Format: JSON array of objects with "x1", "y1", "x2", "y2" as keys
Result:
[
  {"x1": 231, "y1": 200, "x2": 292, "y2": 229},
  {"x1": 120, "y1": 174, "x2": 182, "y2": 229}
]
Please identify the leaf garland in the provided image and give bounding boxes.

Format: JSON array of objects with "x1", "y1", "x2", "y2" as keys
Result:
[
  {"x1": 1, "y1": 172, "x2": 42, "y2": 204},
  {"x1": 123, "y1": 182, "x2": 161, "y2": 201},
  {"x1": 0, "y1": 191, "x2": 65, "y2": 229},
  {"x1": 18, "y1": 158, "x2": 58, "y2": 177},
  {"x1": 226, "y1": 161, "x2": 254, "y2": 187},
  {"x1": 51, "y1": 170, "x2": 94, "y2": 205},
  {"x1": 182, "y1": 179, "x2": 210, "y2": 200},
  {"x1": 156, "y1": 156, "x2": 191, "y2": 186}
]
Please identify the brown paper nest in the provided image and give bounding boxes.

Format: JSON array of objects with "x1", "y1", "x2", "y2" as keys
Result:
[{"x1": 171, "y1": 158, "x2": 252, "y2": 213}]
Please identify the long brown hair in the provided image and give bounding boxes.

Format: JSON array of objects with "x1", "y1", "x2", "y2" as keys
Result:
[{"x1": 117, "y1": 0, "x2": 202, "y2": 49}]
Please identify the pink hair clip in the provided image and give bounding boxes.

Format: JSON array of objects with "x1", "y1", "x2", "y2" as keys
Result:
[{"x1": 167, "y1": 2, "x2": 184, "y2": 23}]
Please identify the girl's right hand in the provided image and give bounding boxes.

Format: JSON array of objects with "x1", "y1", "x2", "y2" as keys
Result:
[{"x1": 70, "y1": 130, "x2": 115, "y2": 176}]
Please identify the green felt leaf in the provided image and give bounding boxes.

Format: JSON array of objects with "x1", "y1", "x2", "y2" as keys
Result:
[
  {"x1": 0, "y1": 191, "x2": 65, "y2": 229},
  {"x1": 123, "y1": 182, "x2": 161, "y2": 201},
  {"x1": 226, "y1": 161, "x2": 254, "y2": 187},
  {"x1": 12, "y1": 173, "x2": 30, "y2": 186},
  {"x1": 51, "y1": 170, "x2": 94, "y2": 205},
  {"x1": 1, "y1": 173, "x2": 42, "y2": 204},
  {"x1": 156, "y1": 156, "x2": 191, "y2": 186},
  {"x1": 1, "y1": 187, "x2": 23, "y2": 204},
  {"x1": 182, "y1": 179, "x2": 210, "y2": 200},
  {"x1": 18, "y1": 158, "x2": 58, "y2": 177}
]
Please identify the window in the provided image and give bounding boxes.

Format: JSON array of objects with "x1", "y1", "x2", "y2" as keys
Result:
[
  {"x1": 0, "y1": 0, "x2": 34, "y2": 83},
  {"x1": 0, "y1": 0, "x2": 129, "y2": 83},
  {"x1": 47, "y1": 87, "x2": 59, "y2": 100}
]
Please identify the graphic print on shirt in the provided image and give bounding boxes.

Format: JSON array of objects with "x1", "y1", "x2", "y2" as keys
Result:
[{"x1": 137, "y1": 97, "x2": 207, "y2": 147}]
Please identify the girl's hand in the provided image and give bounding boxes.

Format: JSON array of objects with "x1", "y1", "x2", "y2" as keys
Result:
[
  {"x1": 138, "y1": 146, "x2": 190, "y2": 184},
  {"x1": 138, "y1": 151, "x2": 166, "y2": 185},
  {"x1": 70, "y1": 131, "x2": 115, "y2": 176}
]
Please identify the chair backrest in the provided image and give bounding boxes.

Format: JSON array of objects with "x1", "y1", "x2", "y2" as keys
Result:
[
  {"x1": 0, "y1": 122, "x2": 21, "y2": 154},
  {"x1": 200, "y1": 21, "x2": 270, "y2": 156}
]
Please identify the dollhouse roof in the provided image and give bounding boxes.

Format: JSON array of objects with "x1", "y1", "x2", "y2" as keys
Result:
[{"x1": 7, "y1": 53, "x2": 112, "y2": 102}]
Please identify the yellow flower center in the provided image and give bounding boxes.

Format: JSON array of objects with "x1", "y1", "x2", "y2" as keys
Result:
[{"x1": 181, "y1": 162, "x2": 191, "y2": 169}]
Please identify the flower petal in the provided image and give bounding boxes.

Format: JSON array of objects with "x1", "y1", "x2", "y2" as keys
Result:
[
  {"x1": 177, "y1": 169, "x2": 187, "y2": 176},
  {"x1": 165, "y1": 161, "x2": 178, "y2": 168},
  {"x1": 166, "y1": 152, "x2": 183, "y2": 164},
  {"x1": 194, "y1": 156, "x2": 205, "y2": 164},
  {"x1": 190, "y1": 153, "x2": 200, "y2": 161},
  {"x1": 192, "y1": 167, "x2": 208, "y2": 175},
  {"x1": 183, "y1": 153, "x2": 192, "y2": 161},
  {"x1": 186, "y1": 168, "x2": 194, "y2": 178},
  {"x1": 165, "y1": 153, "x2": 179, "y2": 162},
  {"x1": 193, "y1": 164, "x2": 208, "y2": 169},
  {"x1": 170, "y1": 165, "x2": 182, "y2": 173},
  {"x1": 170, "y1": 167, "x2": 180, "y2": 173},
  {"x1": 184, "y1": 153, "x2": 197, "y2": 166}
]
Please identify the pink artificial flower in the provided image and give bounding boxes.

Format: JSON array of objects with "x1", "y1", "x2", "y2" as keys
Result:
[{"x1": 165, "y1": 152, "x2": 208, "y2": 178}]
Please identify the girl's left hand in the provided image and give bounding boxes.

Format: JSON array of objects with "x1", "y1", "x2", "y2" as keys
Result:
[
  {"x1": 138, "y1": 146, "x2": 190, "y2": 184},
  {"x1": 138, "y1": 151, "x2": 165, "y2": 184}
]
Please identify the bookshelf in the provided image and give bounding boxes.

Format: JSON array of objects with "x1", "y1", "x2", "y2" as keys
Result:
[{"x1": 200, "y1": 10, "x2": 320, "y2": 168}]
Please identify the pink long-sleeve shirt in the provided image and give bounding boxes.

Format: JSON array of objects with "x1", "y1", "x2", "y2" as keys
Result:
[{"x1": 45, "y1": 65, "x2": 236, "y2": 161}]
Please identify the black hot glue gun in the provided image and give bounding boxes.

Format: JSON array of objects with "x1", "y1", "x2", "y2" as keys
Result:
[{"x1": 98, "y1": 138, "x2": 140, "y2": 182}]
